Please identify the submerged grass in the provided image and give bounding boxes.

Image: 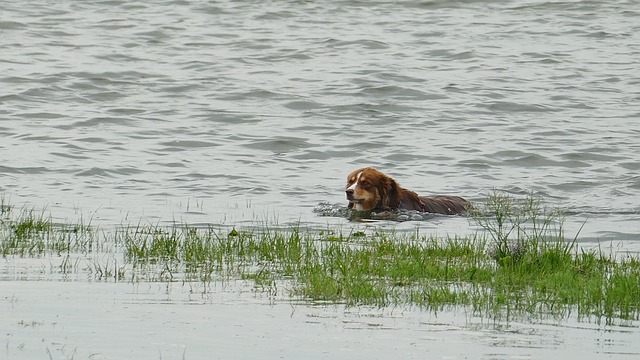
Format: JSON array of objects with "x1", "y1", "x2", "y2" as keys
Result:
[
  {"x1": 1, "y1": 192, "x2": 640, "y2": 324},
  {"x1": 0, "y1": 197, "x2": 94, "y2": 257}
]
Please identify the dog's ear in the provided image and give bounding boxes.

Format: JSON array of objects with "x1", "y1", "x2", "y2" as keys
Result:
[{"x1": 381, "y1": 178, "x2": 400, "y2": 210}]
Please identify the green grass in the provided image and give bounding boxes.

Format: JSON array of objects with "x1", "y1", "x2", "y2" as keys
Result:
[
  {"x1": 115, "y1": 219, "x2": 639, "y2": 323},
  {"x1": 1, "y1": 192, "x2": 640, "y2": 325},
  {"x1": 0, "y1": 199, "x2": 94, "y2": 257}
]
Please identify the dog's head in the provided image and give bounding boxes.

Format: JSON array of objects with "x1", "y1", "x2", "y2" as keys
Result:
[{"x1": 345, "y1": 167, "x2": 400, "y2": 211}]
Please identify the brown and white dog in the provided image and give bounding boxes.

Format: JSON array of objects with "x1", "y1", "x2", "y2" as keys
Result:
[{"x1": 345, "y1": 167, "x2": 470, "y2": 215}]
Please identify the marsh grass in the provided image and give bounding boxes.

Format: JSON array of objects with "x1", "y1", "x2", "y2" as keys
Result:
[
  {"x1": 2, "y1": 192, "x2": 640, "y2": 324},
  {"x1": 0, "y1": 206, "x2": 94, "y2": 258},
  {"x1": 117, "y1": 220, "x2": 639, "y2": 323}
]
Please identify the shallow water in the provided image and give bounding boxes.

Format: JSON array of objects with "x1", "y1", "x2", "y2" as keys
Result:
[
  {"x1": 2, "y1": 0, "x2": 640, "y2": 357},
  {"x1": 3, "y1": 281, "x2": 640, "y2": 359}
]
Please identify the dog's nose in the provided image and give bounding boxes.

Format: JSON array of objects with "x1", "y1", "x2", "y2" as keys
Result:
[{"x1": 345, "y1": 189, "x2": 354, "y2": 196}]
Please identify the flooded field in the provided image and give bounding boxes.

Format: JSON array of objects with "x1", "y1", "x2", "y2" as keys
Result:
[
  {"x1": 3, "y1": 194, "x2": 640, "y2": 359},
  {"x1": 2, "y1": 0, "x2": 640, "y2": 358}
]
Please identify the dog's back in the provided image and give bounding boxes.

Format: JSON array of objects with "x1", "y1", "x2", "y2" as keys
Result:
[{"x1": 419, "y1": 195, "x2": 470, "y2": 215}]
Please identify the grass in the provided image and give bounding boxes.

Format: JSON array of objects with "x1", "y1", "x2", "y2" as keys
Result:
[
  {"x1": 0, "y1": 198, "x2": 94, "y2": 257},
  {"x1": 1, "y1": 192, "x2": 640, "y2": 325}
]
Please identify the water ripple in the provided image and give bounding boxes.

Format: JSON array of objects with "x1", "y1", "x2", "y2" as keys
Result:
[{"x1": 0, "y1": 0, "x2": 638, "y2": 238}]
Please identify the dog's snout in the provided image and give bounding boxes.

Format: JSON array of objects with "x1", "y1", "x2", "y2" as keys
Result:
[{"x1": 345, "y1": 188, "x2": 354, "y2": 195}]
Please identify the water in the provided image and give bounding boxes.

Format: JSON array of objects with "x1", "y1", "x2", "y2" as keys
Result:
[
  {"x1": 4, "y1": 281, "x2": 639, "y2": 359},
  {"x1": 2, "y1": 0, "x2": 640, "y2": 358}
]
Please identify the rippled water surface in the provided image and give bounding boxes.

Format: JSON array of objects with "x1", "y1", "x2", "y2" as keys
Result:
[{"x1": 2, "y1": 0, "x2": 640, "y2": 358}]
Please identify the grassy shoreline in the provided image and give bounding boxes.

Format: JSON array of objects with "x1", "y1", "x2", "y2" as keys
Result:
[{"x1": 1, "y1": 193, "x2": 639, "y2": 325}]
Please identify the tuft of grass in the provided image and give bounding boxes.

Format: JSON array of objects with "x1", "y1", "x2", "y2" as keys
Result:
[
  {"x1": 0, "y1": 194, "x2": 95, "y2": 259},
  {"x1": 469, "y1": 191, "x2": 579, "y2": 267}
]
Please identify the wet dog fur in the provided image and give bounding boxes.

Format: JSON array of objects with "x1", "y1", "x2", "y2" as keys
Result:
[{"x1": 345, "y1": 167, "x2": 470, "y2": 215}]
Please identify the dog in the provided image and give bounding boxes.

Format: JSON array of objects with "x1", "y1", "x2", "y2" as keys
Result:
[{"x1": 345, "y1": 167, "x2": 470, "y2": 215}]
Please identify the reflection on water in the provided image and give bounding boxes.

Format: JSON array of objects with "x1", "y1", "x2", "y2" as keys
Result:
[{"x1": 314, "y1": 201, "x2": 446, "y2": 221}]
